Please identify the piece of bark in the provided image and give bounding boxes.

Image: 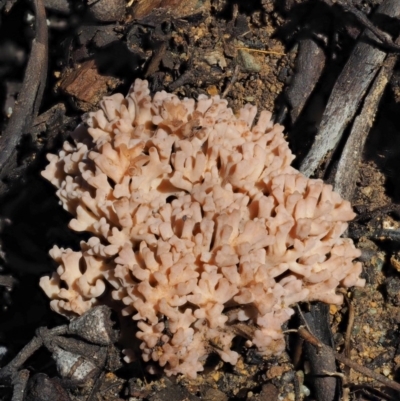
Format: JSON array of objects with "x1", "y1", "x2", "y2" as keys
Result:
[
  {"x1": 299, "y1": 0, "x2": 400, "y2": 177},
  {"x1": 59, "y1": 59, "x2": 121, "y2": 111},
  {"x1": 333, "y1": 41, "x2": 399, "y2": 200},
  {"x1": 131, "y1": 0, "x2": 207, "y2": 20}
]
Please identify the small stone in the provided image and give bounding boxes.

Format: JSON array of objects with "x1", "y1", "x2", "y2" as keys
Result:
[
  {"x1": 361, "y1": 186, "x2": 372, "y2": 197},
  {"x1": 329, "y1": 304, "x2": 338, "y2": 314},
  {"x1": 88, "y1": 0, "x2": 125, "y2": 22},
  {"x1": 258, "y1": 384, "x2": 279, "y2": 401},
  {"x1": 300, "y1": 385, "x2": 310, "y2": 397},
  {"x1": 207, "y1": 85, "x2": 219, "y2": 96},
  {"x1": 201, "y1": 387, "x2": 228, "y2": 401},
  {"x1": 237, "y1": 49, "x2": 262, "y2": 73},
  {"x1": 203, "y1": 50, "x2": 227, "y2": 68}
]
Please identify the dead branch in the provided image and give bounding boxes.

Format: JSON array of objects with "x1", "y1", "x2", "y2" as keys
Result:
[
  {"x1": 299, "y1": 0, "x2": 400, "y2": 178},
  {"x1": 333, "y1": 38, "x2": 400, "y2": 200}
]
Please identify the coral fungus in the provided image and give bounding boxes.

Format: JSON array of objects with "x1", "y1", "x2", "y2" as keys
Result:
[{"x1": 40, "y1": 79, "x2": 364, "y2": 377}]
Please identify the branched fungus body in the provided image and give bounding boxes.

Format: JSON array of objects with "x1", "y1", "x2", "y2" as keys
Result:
[{"x1": 41, "y1": 79, "x2": 364, "y2": 377}]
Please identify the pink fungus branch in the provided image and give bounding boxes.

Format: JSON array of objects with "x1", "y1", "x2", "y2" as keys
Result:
[{"x1": 40, "y1": 79, "x2": 365, "y2": 378}]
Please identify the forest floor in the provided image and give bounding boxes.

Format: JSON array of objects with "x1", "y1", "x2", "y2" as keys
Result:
[{"x1": 1, "y1": 0, "x2": 400, "y2": 400}]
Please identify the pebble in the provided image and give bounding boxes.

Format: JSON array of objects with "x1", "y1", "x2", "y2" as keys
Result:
[{"x1": 237, "y1": 49, "x2": 262, "y2": 73}]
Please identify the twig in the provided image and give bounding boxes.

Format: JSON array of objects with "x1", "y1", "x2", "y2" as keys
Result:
[
  {"x1": 291, "y1": 336, "x2": 304, "y2": 369},
  {"x1": 298, "y1": 324, "x2": 400, "y2": 394},
  {"x1": 145, "y1": 41, "x2": 168, "y2": 78},
  {"x1": 350, "y1": 384, "x2": 398, "y2": 401},
  {"x1": 336, "y1": 288, "x2": 355, "y2": 370},
  {"x1": 222, "y1": 65, "x2": 240, "y2": 99},
  {"x1": 293, "y1": 371, "x2": 302, "y2": 401},
  {"x1": 86, "y1": 371, "x2": 105, "y2": 401},
  {"x1": 334, "y1": 352, "x2": 400, "y2": 393},
  {"x1": 0, "y1": 326, "x2": 68, "y2": 381},
  {"x1": 11, "y1": 369, "x2": 29, "y2": 401},
  {"x1": 295, "y1": 303, "x2": 313, "y2": 334},
  {"x1": 234, "y1": 47, "x2": 286, "y2": 56},
  {"x1": 0, "y1": 0, "x2": 48, "y2": 192},
  {"x1": 299, "y1": 0, "x2": 400, "y2": 178},
  {"x1": 297, "y1": 325, "x2": 322, "y2": 348},
  {"x1": 335, "y1": 0, "x2": 400, "y2": 53}
]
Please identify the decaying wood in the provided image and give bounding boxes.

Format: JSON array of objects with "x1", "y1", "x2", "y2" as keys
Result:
[
  {"x1": 334, "y1": 0, "x2": 400, "y2": 52},
  {"x1": 0, "y1": 326, "x2": 68, "y2": 381},
  {"x1": 11, "y1": 369, "x2": 29, "y2": 401},
  {"x1": 333, "y1": 40, "x2": 399, "y2": 200},
  {"x1": 59, "y1": 59, "x2": 121, "y2": 111},
  {"x1": 0, "y1": 0, "x2": 48, "y2": 194},
  {"x1": 286, "y1": 37, "x2": 326, "y2": 123},
  {"x1": 302, "y1": 303, "x2": 339, "y2": 401},
  {"x1": 300, "y1": 0, "x2": 400, "y2": 178}
]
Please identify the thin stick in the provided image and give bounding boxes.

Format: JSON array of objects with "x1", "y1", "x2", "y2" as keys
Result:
[
  {"x1": 335, "y1": 352, "x2": 400, "y2": 393},
  {"x1": 235, "y1": 47, "x2": 286, "y2": 56},
  {"x1": 222, "y1": 65, "x2": 240, "y2": 99},
  {"x1": 11, "y1": 370, "x2": 29, "y2": 401},
  {"x1": 296, "y1": 324, "x2": 400, "y2": 394},
  {"x1": 0, "y1": 326, "x2": 68, "y2": 380},
  {"x1": 335, "y1": 0, "x2": 400, "y2": 53}
]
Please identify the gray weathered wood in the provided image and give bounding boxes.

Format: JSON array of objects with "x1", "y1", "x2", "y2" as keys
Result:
[
  {"x1": 299, "y1": 0, "x2": 400, "y2": 178},
  {"x1": 334, "y1": 47, "x2": 399, "y2": 200}
]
